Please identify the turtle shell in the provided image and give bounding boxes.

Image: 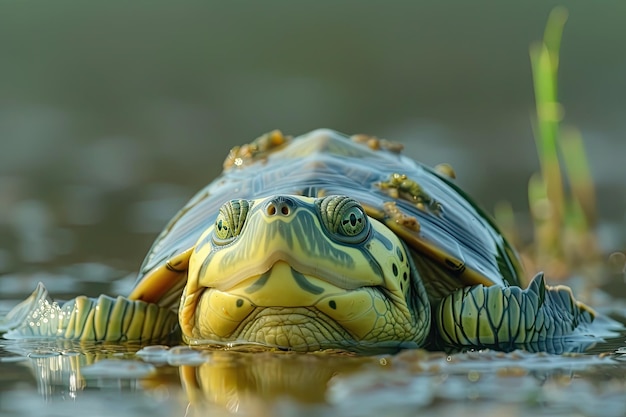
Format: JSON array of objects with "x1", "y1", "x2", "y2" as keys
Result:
[{"x1": 131, "y1": 129, "x2": 524, "y2": 307}]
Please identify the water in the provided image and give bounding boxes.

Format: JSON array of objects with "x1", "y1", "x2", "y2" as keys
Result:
[
  {"x1": 1, "y1": 336, "x2": 626, "y2": 417},
  {"x1": 1, "y1": 2, "x2": 626, "y2": 416}
]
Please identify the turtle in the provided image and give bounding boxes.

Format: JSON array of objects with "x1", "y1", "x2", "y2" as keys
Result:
[{"x1": 1, "y1": 129, "x2": 605, "y2": 353}]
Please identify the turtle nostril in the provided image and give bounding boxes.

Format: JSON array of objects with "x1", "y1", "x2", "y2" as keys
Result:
[{"x1": 265, "y1": 197, "x2": 295, "y2": 217}]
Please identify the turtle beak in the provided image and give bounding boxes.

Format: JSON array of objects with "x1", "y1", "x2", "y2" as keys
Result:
[{"x1": 192, "y1": 197, "x2": 385, "y2": 292}]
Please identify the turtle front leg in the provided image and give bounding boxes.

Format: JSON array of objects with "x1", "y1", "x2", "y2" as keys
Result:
[
  {"x1": 436, "y1": 273, "x2": 598, "y2": 353},
  {"x1": 0, "y1": 283, "x2": 179, "y2": 342}
]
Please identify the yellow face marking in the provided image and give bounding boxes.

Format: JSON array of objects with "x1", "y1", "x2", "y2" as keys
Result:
[{"x1": 180, "y1": 195, "x2": 431, "y2": 350}]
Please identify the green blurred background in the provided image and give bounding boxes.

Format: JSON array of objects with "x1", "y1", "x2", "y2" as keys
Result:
[{"x1": 0, "y1": 1, "x2": 624, "y2": 279}]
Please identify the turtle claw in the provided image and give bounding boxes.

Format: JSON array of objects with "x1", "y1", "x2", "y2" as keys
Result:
[
  {"x1": 526, "y1": 272, "x2": 546, "y2": 305},
  {"x1": 0, "y1": 282, "x2": 51, "y2": 333},
  {"x1": 1, "y1": 283, "x2": 68, "y2": 339}
]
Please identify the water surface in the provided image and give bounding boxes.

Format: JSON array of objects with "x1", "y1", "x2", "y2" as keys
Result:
[{"x1": 2, "y1": 335, "x2": 626, "y2": 417}]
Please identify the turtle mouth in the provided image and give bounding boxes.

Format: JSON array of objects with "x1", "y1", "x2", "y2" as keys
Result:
[
  {"x1": 186, "y1": 260, "x2": 421, "y2": 349},
  {"x1": 208, "y1": 253, "x2": 385, "y2": 293},
  {"x1": 210, "y1": 260, "x2": 361, "y2": 309},
  {"x1": 244, "y1": 262, "x2": 328, "y2": 300}
]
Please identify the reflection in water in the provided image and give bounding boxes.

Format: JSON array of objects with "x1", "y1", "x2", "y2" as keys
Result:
[
  {"x1": 2, "y1": 341, "x2": 626, "y2": 417},
  {"x1": 2, "y1": 341, "x2": 151, "y2": 402},
  {"x1": 30, "y1": 354, "x2": 85, "y2": 400},
  {"x1": 180, "y1": 351, "x2": 373, "y2": 413},
  {"x1": 1, "y1": 342, "x2": 378, "y2": 415}
]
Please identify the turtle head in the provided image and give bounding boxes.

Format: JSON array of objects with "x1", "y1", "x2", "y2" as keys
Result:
[{"x1": 180, "y1": 194, "x2": 430, "y2": 352}]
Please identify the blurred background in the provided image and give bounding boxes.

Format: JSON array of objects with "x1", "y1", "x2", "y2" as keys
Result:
[{"x1": 0, "y1": 1, "x2": 624, "y2": 290}]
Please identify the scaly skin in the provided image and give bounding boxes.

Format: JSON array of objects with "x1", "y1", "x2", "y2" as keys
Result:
[
  {"x1": 1, "y1": 283, "x2": 178, "y2": 342},
  {"x1": 436, "y1": 273, "x2": 596, "y2": 352}
]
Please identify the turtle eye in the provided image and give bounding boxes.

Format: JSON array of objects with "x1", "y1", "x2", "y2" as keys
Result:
[
  {"x1": 213, "y1": 199, "x2": 251, "y2": 244},
  {"x1": 317, "y1": 195, "x2": 370, "y2": 243},
  {"x1": 339, "y1": 205, "x2": 366, "y2": 237},
  {"x1": 214, "y1": 212, "x2": 232, "y2": 240}
]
